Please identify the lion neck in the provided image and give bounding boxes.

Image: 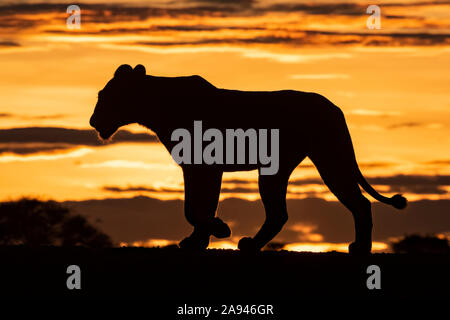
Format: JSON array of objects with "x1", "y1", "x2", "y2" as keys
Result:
[{"x1": 136, "y1": 75, "x2": 216, "y2": 134}]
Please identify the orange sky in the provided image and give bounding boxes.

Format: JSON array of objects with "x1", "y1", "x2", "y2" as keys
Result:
[{"x1": 0, "y1": 0, "x2": 449, "y2": 252}]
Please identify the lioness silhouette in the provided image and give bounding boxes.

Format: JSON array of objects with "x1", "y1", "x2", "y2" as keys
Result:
[{"x1": 90, "y1": 64, "x2": 407, "y2": 255}]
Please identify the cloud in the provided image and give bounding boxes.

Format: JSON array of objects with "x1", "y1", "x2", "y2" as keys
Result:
[
  {"x1": 0, "y1": 2, "x2": 250, "y2": 23},
  {"x1": 265, "y1": 2, "x2": 365, "y2": 16},
  {"x1": 103, "y1": 185, "x2": 183, "y2": 193},
  {"x1": 387, "y1": 122, "x2": 444, "y2": 129},
  {"x1": 298, "y1": 174, "x2": 450, "y2": 195},
  {"x1": 295, "y1": 161, "x2": 395, "y2": 170},
  {"x1": 239, "y1": 50, "x2": 352, "y2": 63},
  {"x1": 290, "y1": 74, "x2": 350, "y2": 80},
  {"x1": 359, "y1": 162, "x2": 397, "y2": 168},
  {"x1": 2, "y1": 2, "x2": 450, "y2": 48},
  {"x1": 129, "y1": 30, "x2": 450, "y2": 47},
  {"x1": 387, "y1": 122, "x2": 424, "y2": 129},
  {"x1": 348, "y1": 109, "x2": 402, "y2": 117},
  {"x1": 0, "y1": 147, "x2": 92, "y2": 163},
  {"x1": 64, "y1": 195, "x2": 450, "y2": 247},
  {"x1": 425, "y1": 159, "x2": 450, "y2": 166},
  {"x1": 224, "y1": 173, "x2": 449, "y2": 196},
  {"x1": 0, "y1": 113, "x2": 66, "y2": 120},
  {"x1": 365, "y1": 174, "x2": 450, "y2": 195},
  {"x1": 3, "y1": 1, "x2": 449, "y2": 20},
  {"x1": 102, "y1": 184, "x2": 262, "y2": 194},
  {"x1": 0, "y1": 127, "x2": 157, "y2": 155},
  {"x1": 222, "y1": 178, "x2": 254, "y2": 185},
  {"x1": 0, "y1": 41, "x2": 20, "y2": 47},
  {"x1": 42, "y1": 24, "x2": 269, "y2": 35},
  {"x1": 389, "y1": 185, "x2": 447, "y2": 195},
  {"x1": 82, "y1": 160, "x2": 177, "y2": 171},
  {"x1": 0, "y1": 143, "x2": 72, "y2": 155},
  {"x1": 193, "y1": 0, "x2": 255, "y2": 5},
  {"x1": 22, "y1": 114, "x2": 67, "y2": 120},
  {"x1": 100, "y1": 173, "x2": 448, "y2": 199},
  {"x1": 0, "y1": 127, "x2": 157, "y2": 144},
  {"x1": 289, "y1": 178, "x2": 323, "y2": 186},
  {"x1": 103, "y1": 43, "x2": 353, "y2": 63},
  {"x1": 303, "y1": 30, "x2": 450, "y2": 46},
  {"x1": 365, "y1": 174, "x2": 450, "y2": 186}
]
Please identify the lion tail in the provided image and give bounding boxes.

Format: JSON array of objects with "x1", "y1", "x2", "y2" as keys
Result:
[{"x1": 357, "y1": 168, "x2": 407, "y2": 209}]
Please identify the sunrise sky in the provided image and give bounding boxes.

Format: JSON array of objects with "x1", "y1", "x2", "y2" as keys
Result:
[{"x1": 0, "y1": 0, "x2": 449, "y2": 252}]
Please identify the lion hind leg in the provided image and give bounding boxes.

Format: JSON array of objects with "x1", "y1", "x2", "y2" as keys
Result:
[{"x1": 310, "y1": 152, "x2": 373, "y2": 255}]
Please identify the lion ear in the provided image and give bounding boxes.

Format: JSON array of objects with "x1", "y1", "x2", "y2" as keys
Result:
[
  {"x1": 133, "y1": 64, "x2": 146, "y2": 78},
  {"x1": 114, "y1": 64, "x2": 133, "y2": 78}
]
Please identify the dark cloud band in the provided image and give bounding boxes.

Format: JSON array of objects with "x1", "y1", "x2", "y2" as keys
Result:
[
  {"x1": 1, "y1": 2, "x2": 449, "y2": 47},
  {"x1": 101, "y1": 173, "x2": 450, "y2": 196},
  {"x1": 64, "y1": 195, "x2": 450, "y2": 244},
  {"x1": 0, "y1": 127, "x2": 157, "y2": 155}
]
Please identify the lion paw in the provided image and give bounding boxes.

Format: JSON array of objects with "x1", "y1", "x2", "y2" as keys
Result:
[
  {"x1": 238, "y1": 237, "x2": 259, "y2": 253},
  {"x1": 179, "y1": 234, "x2": 209, "y2": 251},
  {"x1": 210, "y1": 217, "x2": 231, "y2": 239}
]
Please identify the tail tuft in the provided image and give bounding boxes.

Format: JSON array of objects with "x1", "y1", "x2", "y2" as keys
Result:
[{"x1": 390, "y1": 194, "x2": 407, "y2": 209}]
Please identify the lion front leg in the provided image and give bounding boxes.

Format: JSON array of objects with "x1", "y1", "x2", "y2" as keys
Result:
[{"x1": 179, "y1": 167, "x2": 230, "y2": 250}]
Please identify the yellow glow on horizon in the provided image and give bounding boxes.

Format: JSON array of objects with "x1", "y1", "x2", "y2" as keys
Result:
[
  {"x1": 119, "y1": 239, "x2": 389, "y2": 253},
  {"x1": 120, "y1": 239, "x2": 177, "y2": 248},
  {"x1": 209, "y1": 241, "x2": 238, "y2": 250},
  {"x1": 284, "y1": 241, "x2": 389, "y2": 253}
]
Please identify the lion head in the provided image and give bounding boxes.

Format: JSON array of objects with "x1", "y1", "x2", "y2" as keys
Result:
[{"x1": 90, "y1": 64, "x2": 147, "y2": 140}]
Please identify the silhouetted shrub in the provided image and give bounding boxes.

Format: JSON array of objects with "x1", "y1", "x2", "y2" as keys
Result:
[
  {"x1": 391, "y1": 234, "x2": 449, "y2": 254},
  {"x1": 0, "y1": 198, "x2": 112, "y2": 248}
]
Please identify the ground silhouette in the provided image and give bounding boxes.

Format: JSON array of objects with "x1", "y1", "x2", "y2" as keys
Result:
[
  {"x1": 391, "y1": 234, "x2": 450, "y2": 254},
  {"x1": 0, "y1": 246, "x2": 448, "y2": 300},
  {"x1": 90, "y1": 64, "x2": 407, "y2": 255}
]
